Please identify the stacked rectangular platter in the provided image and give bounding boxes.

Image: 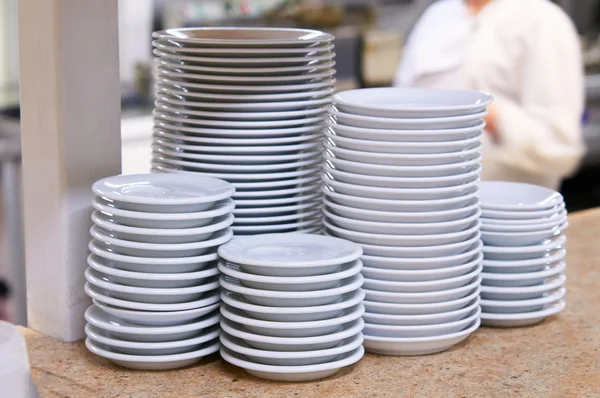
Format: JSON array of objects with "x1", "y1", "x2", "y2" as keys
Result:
[
  {"x1": 150, "y1": 27, "x2": 337, "y2": 235},
  {"x1": 322, "y1": 87, "x2": 491, "y2": 355}
]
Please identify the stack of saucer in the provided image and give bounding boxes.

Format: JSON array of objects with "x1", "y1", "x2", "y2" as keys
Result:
[
  {"x1": 322, "y1": 87, "x2": 490, "y2": 355},
  {"x1": 150, "y1": 27, "x2": 337, "y2": 235},
  {"x1": 217, "y1": 234, "x2": 365, "y2": 381},
  {"x1": 83, "y1": 173, "x2": 235, "y2": 370},
  {"x1": 479, "y1": 181, "x2": 568, "y2": 327}
]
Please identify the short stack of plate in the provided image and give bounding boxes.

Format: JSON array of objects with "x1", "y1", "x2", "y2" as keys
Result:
[
  {"x1": 150, "y1": 27, "x2": 337, "y2": 235},
  {"x1": 83, "y1": 173, "x2": 235, "y2": 370},
  {"x1": 479, "y1": 181, "x2": 568, "y2": 327},
  {"x1": 322, "y1": 87, "x2": 491, "y2": 355},
  {"x1": 217, "y1": 234, "x2": 365, "y2": 381}
]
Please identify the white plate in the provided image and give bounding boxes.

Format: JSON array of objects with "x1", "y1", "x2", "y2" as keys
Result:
[
  {"x1": 231, "y1": 218, "x2": 321, "y2": 235},
  {"x1": 327, "y1": 120, "x2": 485, "y2": 142},
  {"x1": 363, "y1": 319, "x2": 480, "y2": 356},
  {"x1": 362, "y1": 253, "x2": 482, "y2": 280},
  {"x1": 156, "y1": 76, "x2": 334, "y2": 94},
  {"x1": 84, "y1": 304, "x2": 220, "y2": 342},
  {"x1": 479, "y1": 181, "x2": 563, "y2": 211},
  {"x1": 480, "y1": 203, "x2": 565, "y2": 219},
  {"x1": 359, "y1": 235, "x2": 481, "y2": 260},
  {"x1": 482, "y1": 234, "x2": 567, "y2": 261},
  {"x1": 91, "y1": 212, "x2": 234, "y2": 244},
  {"x1": 86, "y1": 338, "x2": 220, "y2": 370},
  {"x1": 364, "y1": 277, "x2": 481, "y2": 305},
  {"x1": 93, "y1": 197, "x2": 235, "y2": 229},
  {"x1": 482, "y1": 249, "x2": 566, "y2": 274},
  {"x1": 363, "y1": 265, "x2": 482, "y2": 293},
  {"x1": 333, "y1": 87, "x2": 492, "y2": 118},
  {"x1": 482, "y1": 261, "x2": 566, "y2": 287},
  {"x1": 88, "y1": 239, "x2": 219, "y2": 273},
  {"x1": 330, "y1": 108, "x2": 487, "y2": 130},
  {"x1": 156, "y1": 67, "x2": 336, "y2": 84},
  {"x1": 153, "y1": 49, "x2": 336, "y2": 66},
  {"x1": 220, "y1": 304, "x2": 365, "y2": 338},
  {"x1": 323, "y1": 186, "x2": 479, "y2": 212},
  {"x1": 221, "y1": 317, "x2": 364, "y2": 352},
  {"x1": 481, "y1": 300, "x2": 566, "y2": 327},
  {"x1": 481, "y1": 223, "x2": 567, "y2": 247},
  {"x1": 157, "y1": 86, "x2": 335, "y2": 104},
  {"x1": 324, "y1": 208, "x2": 480, "y2": 235},
  {"x1": 234, "y1": 191, "x2": 321, "y2": 206},
  {"x1": 218, "y1": 260, "x2": 361, "y2": 292},
  {"x1": 154, "y1": 110, "x2": 326, "y2": 129},
  {"x1": 221, "y1": 289, "x2": 365, "y2": 322},
  {"x1": 363, "y1": 286, "x2": 481, "y2": 316},
  {"x1": 92, "y1": 173, "x2": 234, "y2": 213},
  {"x1": 86, "y1": 323, "x2": 220, "y2": 356},
  {"x1": 90, "y1": 226, "x2": 233, "y2": 257},
  {"x1": 364, "y1": 308, "x2": 480, "y2": 338},
  {"x1": 154, "y1": 57, "x2": 336, "y2": 75},
  {"x1": 152, "y1": 154, "x2": 321, "y2": 173},
  {"x1": 232, "y1": 181, "x2": 320, "y2": 199},
  {"x1": 92, "y1": 299, "x2": 220, "y2": 326},
  {"x1": 234, "y1": 200, "x2": 320, "y2": 216},
  {"x1": 480, "y1": 274, "x2": 566, "y2": 300},
  {"x1": 154, "y1": 40, "x2": 334, "y2": 55},
  {"x1": 479, "y1": 210, "x2": 566, "y2": 226},
  {"x1": 324, "y1": 164, "x2": 482, "y2": 189},
  {"x1": 85, "y1": 283, "x2": 220, "y2": 312},
  {"x1": 364, "y1": 298, "x2": 480, "y2": 326},
  {"x1": 326, "y1": 142, "x2": 482, "y2": 166},
  {"x1": 326, "y1": 154, "x2": 482, "y2": 178},
  {"x1": 324, "y1": 219, "x2": 480, "y2": 247},
  {"x1": 481, "y1": 213, "x2": 567, "y2": 232},
  {"x1": 87, "y1": 254, "x2": 219, "y2": 288},
  {"x1": 85, "y1": 268, "x2": 219, "y2": 304},
  {"x1": 480, "y1": 288, "x2": 566, "y2": 314},
  {"x1": 234, "y1": 208, "x2": 321, "y2": 225},
  {"x1": 220, "y1": 345, "x2": 364, "y2": 382},
  {"x1": 219, "y1": 274, "x2": 363, "y2": 307},
  {"x1": 153, "y1": 136, "x2": 322, "y2": 154}
]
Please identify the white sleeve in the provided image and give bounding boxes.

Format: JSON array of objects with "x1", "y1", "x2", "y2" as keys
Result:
[{"x1": 492, "y1": 12, "x2": 585, "y2": 179}]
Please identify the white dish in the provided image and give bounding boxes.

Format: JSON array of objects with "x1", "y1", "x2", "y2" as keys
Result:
[
  {"x1": 333, "y1": 87, "x2": 492, "y2": 118},
  {"x1": 233, "y1": 180, "x2": 320, "y2": 199},
  {"x1": 480, "y1": 288, "x2": 565, "y2": 314},
  {"x1": 363, "y1": 265, "x2": 482, "y2": 293},
  {"x1": 480, "y1": 274, "x2": 566, "y2": 300},
  {"x1": 479, "y1": 181, "x2": 563, "y2": 211},
  {"x1": 234, "y1": 191, "x2": 321, "y2": 207},
  {"x1": 156, "y1": 77, "x2": 334, "y2": 95},
  {"x1": 482, "y1": 234, "x2": 566, "y2": 260},
  {"x1": 330, "y1": 108, "x2": 486, "y2": 130},
  {"x1": 363, "y1": 277, "x2": 481, "y2": 304},
  {"x1": 153, "y1": 136, "x2": 322, "y2": 154},
  {"x1": 324, "y1": 219, "x2": 480, "y2": 247},
  {"x1": 90, "y1": 226, "x2": 233, "y2": 257},
  {"x1": 221, "y1": 289, "x2": 365, "y2": 322},
  {"x1": 153, "y1": 129, "x2": 322, "y2": 146},
  {"x1": 231, "y1": 218, "x2": 321, "y2": 235},
  {"x1": 481, "y1": 211, "x2": 567, "y2": 230},
  {"x1": 482, "y1": 249, "x2": 566, "y2": 273},
  {"x1": 359, "y1": 235, "x2": 481, "y2": 260},
  {"x1": 364, "y1": 308, "x2": 480, "y2": 338},
  {"x1": 481, "y1": 223, "x2": 567, "y2": 247},
  {"x1": 220, "y1": 304, "x2": 365, "y2": 338},
  {"x1": 482, "y1": 261, "x2": 566, "y2": 287},
  {"x1": 220, "y1": 345, "x2": 364, "y2": 382},
  {"x1": 233, "y1": 200, "x2": 320, "y2": 216},
  {"x1": 324, "y1": 208, "x2": 480, "y2": 235},
  {"x1": 85, "y1": 283, "x2": 220, "y2": 312},
  {"x1": 363, "y1": 319, "x2": 480, "y2": 356},
  {"x1": 93, "y1": 197, "x2": 235, "y2": 229},
  {"x1": 91, "y1": 211, "x2": 234, "y2": 244},
  {"x1": 479, "y1": 211, "x2": 566, "y2": 226},
  {"x1": 85, "y1": 268, "x2": 219, "y2": 304},
  {"x1": 92, "y1": 173, "x2": 234, "y2": 213},
  {"x1": 88, "y1": 239, "x2": 219, "y2": 273},
  {"x1": 154, "y1": 40, "x2": 334, "y2": 55},
  {"x1": 218, "y1": 260, "x2": 361, "y2": 292},
  {"x1": 327, "y1": 120, "x2": 485, "y2": 142},
  {"x1": 156, "y1": 67, "x2": 336, "y2": 84},
  {"x1": 84, "y1": 304, "x2": 220, "y2": 342},
  {"x1": 92, "y1": 299, "x2": 220, "y2": 326},
  {"x1": 221, "y1": 317, "x2": 364, "y2": 352},
  {"x1": 363, "y1": 286, "x2": 481, "y2": 315},
  {"x1": 480, "y1": 203, "x2": 565, "y2": 219},
  {"x1": 157, "y1": 86, "x2": 335, "y2": 104},
  {"x1": 481, "y1": 300, "x2": 566, "y2": 327},
  {"x1": 154, "y1": 58, "x2": 336, "y2": 76},
  {"x1": 364, "y1": 298, "x2": 480, "y2": 326},
  {"x1": 87, "y1": 254, "x2": 219, "y2": 289},
  {"x1": 233, "y1": 208, "x2": 321, "y2": 225},
  {"x1": 153, "y1": 48, "x2": 335, "y2": 66},
  {"x1": 219, "y1": 274, "x2": 363, "y2": 307}
]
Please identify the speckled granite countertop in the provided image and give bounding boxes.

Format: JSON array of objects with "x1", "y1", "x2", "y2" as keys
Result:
[{"x1": 20, "y1": 209, "x2": 600, "y2": 397}]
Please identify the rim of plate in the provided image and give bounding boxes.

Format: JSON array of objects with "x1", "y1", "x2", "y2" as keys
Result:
[{"x1": 152, "y1": 27, "x2": 334, "y2": 45}]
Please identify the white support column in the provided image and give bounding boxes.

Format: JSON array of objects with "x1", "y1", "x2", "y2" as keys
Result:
[{"x1": 18, "y1": 0, "x2": 121, "y2": 341}]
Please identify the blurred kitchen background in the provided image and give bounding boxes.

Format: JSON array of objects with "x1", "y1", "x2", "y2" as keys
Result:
[{"x1": 0, "y1": 0, "x2": 599, "y2": 325}]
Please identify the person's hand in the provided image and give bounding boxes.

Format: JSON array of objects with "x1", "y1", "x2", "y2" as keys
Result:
[{"x1": 484, "y1": 104, "x2": 500, "y2": 142}]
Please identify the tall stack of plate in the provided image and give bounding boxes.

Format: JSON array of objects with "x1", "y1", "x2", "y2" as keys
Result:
[
  {"x1": 322, "y1": 87, "x2": 491, "y2": 355},
  {"x1": 150, "y1": 27, "x2": 337, "y2": 235},
  {"x1": 217, "y1": 234, "x2": 365, "y2": 381},
  {"x1": 83, "y1": 173, "x2": 235, "y2": 370},
  {"x1": 479, "y1": 181, "x2": 568, "y2": 327}
]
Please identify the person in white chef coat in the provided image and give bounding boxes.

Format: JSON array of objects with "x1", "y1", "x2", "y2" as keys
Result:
[{"x1": 394, "y1": 0, "x2": 585, "y2": 190}]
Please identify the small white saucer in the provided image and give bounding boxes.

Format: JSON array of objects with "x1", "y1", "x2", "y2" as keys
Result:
[
  {"x1": 230, "y1": 218, "x2": 321, "y2": 235},
  {"x1": 480, "y1": 274, "x2": 566, "y2": 300},
  {"x1": 482, "y1": 261, "x2": 566, "y2": 287},
  {"x1": 364, "y1": 298, "x2": 480, "y2": 326},
  {"x1": 481, "y1": 212, "x2": 567, "y2": 231},
  {"x1": 234, "y1": 191, "x2": 321, "y2": 207},
  {"x1": 480, "y1": 203, "x2": 565, "y2": 220},
  {"x1": 479, "y1": 181, "x2": 563, "y2": 211},
  {"x1": 359, "y1": 235, "x2": 481, "y2": 260},
  {"x1": 481, "y1": 299, "x2": 566, "y2": 327},
  {"x1": 233, "y1": 200, "x2": 320, "y2": 217},
  {"x1": 482, "y1": 234, "x2": 567, "y2": 261},
  {"x1": 233, "y1": 208, "x2": 321, "y2": 225},
  {"x1": 481, "y1": 224, "x2": 567, "y2": 247},
  {"x1": 480, "y1": 288, "x2": 566, "y2": 314},
  {"x1": 482, "y1": 249, "x2": 566, "y2": 273}
]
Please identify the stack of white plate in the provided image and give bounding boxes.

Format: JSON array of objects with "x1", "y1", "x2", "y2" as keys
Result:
[
  {"x1": 150, "y1": 27, "x2": 337, "y2": 235},
  {"x1": 217, "y1": 234, "x2": 365, "y2": 381},
  {"x1": 83, "y1": 173, "x2": 235, "y2": 370},
  {"x1": 479, "y1": 181, "x2": 568, "y2": 327},
  {"x1": 322, "y1": 87, "x2": 491, "y2": 355}
]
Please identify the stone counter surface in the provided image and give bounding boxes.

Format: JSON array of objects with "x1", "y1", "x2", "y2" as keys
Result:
[{"x1": 20, "y1": 209, "x2": 600, "y2": 397}]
